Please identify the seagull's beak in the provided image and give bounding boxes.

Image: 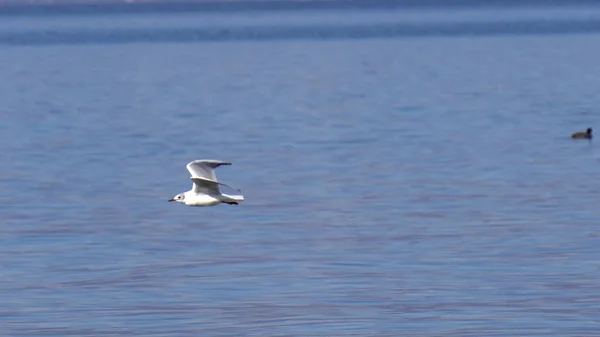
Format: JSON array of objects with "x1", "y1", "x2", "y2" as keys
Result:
[{"x1": 168, "y1": 198, "x2": 176, "y2": 202}]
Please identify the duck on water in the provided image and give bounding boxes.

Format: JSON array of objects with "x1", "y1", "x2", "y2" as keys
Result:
[{"x1": 571, "y1": 127, "x2": 592, "y2": 139}]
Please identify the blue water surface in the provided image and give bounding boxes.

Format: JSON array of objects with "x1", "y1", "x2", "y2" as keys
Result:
[{"x1": 1, "y1": 3, "x2": 600, "y2": 336}]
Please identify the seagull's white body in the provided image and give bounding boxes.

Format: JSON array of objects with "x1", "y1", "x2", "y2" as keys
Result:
[{"x1": 169, "y1": 160, "x2": 244, "y2": 207}]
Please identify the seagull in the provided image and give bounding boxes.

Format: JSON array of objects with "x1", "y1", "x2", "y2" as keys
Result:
[
  {"x1": 571, "y1": 127, "x2": 592, "y2": 139},
  {"x1": 169, "y1": 160, "x2": 244, "y2": 207}
]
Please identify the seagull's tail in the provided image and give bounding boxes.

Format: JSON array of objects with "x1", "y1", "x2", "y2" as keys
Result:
[{"x1": 223, "y1": 194, "x2": 244, "y2": 203}]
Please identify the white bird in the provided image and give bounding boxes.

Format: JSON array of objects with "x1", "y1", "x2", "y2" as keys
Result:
[{"x1": 169, "y1": 159, "x2": 244, "y2": 207}]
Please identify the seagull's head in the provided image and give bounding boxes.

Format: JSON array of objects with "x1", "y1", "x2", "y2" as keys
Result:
[{"x1": 168, "y1": 193, "x2": 185, "y2": 204}]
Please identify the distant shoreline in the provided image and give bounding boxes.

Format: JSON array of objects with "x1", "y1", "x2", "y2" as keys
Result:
[{"x1": 1, "y1": 0, "x2": 599, "y2": 16}]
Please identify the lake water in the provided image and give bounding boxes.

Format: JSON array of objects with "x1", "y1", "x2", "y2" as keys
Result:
[{"x1": 1, "y1": 3, "x2": 600, "y2": 336}]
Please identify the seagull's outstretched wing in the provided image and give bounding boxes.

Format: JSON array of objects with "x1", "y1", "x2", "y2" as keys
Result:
[
  {"x1": 191, "y1": 177, "x2": 222, "y2": 195},
  {"x1": 186, "y1": 160, "x2": 231, "y2": 181},
  {"x1": 186, "y1": 160, "x2": 242, "y2": 194},
  {"x1": 190, "y1": 177, "x2": 241, "y2": 194}
]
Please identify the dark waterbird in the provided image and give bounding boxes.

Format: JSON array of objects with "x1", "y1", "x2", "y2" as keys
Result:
[{"x1": 571, "y1": 127, "x2": 592, "y2": 139}]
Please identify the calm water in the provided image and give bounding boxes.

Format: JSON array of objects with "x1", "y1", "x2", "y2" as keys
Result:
[{"x1": 2, "y1": 4, "x2": 600, "y2": 336}]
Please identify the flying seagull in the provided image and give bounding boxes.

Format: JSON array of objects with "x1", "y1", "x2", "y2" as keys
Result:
[{"x1": 169, "y1": 160, "x2": 244, "y2": 207}]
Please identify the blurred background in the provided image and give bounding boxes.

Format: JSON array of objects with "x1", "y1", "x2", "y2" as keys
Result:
[{"x1": 1, "y1": 0, "x2": 600, "y2": 335}]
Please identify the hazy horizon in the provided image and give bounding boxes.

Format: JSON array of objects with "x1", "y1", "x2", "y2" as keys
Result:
[{"x1": 1, "y1": 0, "x2": 599, "y2": 6}]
